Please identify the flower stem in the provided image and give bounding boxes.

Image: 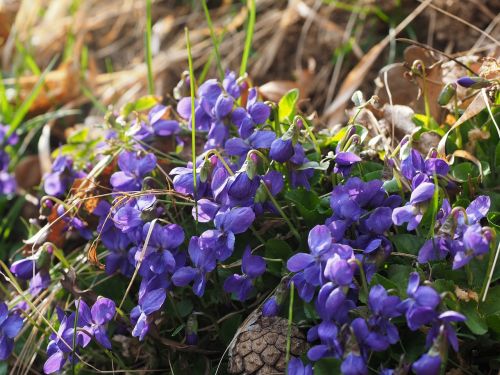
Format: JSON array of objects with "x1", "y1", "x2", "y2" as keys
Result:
[
  {"x1": 285, "y1": 281, "x2": 295, "y2": 364},
  {"x1": 260, "y1": 181, "x2": 301, "y2": 241}
]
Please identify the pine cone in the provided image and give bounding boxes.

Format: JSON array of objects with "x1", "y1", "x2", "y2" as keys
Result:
[{"x1": 228, "y1": 315, "x2": 308, "y2": 374}]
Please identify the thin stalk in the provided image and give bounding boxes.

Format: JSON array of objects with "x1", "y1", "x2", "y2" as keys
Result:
[
  {"x1": 260, "y1": 181, "x2": 301, "y2": 241},
  {"x1": 201, "y1": 0, "x2": 224, "y2": 79},
  {"x1": 71, "y1": 299, "x2": 81, "y2": 375},
  {"x1": 239, "y1": 0, "x2": 256, "y2": 77},
  {"x1": 185, "y1": 27, "x2": 198, "y2": 226},
  {"x1": 145, "y1": 0, "x2": 154, "y2": 95},
  {"x1": 285, "y1": 282, "x2": 295, "y2": 364}
]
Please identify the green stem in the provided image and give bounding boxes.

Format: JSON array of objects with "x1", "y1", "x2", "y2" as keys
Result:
[
  {"x1": 145, "y1": 0, "x2": 154, "y2": 95},
  {"x1": 201, "y1": 0, "x2": 224, "y2": 79},
  {"x1": 185, "y1": 27, "x2": 198, "y2": 226},
  {"x1": 260, "y1": 181, "x2": 301, "y2": 241},
  {"x1": 240, "y1": 0, "x2": 256, "y2": 77},
  {"x1": 285, "y1": 281, "x2": 294, "y2": 364}
]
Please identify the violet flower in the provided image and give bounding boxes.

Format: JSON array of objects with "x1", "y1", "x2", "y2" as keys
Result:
[
  {"x1": 287, "y1": 357, "x2": 313, "y2": 375},
  {"x1": 398, "y1": 273, "x2": 440, "y2": 330},
  {"x1": 231, "y1": 88, "x2": 270, "y2": 138},
  {"x1": 0, "y1": 302, "x2": 23, "y2": 360},
  {"x1": 172, "y1": 236, "x2": 217, "y2": 297},
  {"x1": 78, "y1": 298, "x2": 116, "y2": 349},
  {"x1": 223, "y1": 247, "x2": 266, "y2": 300},
  {"x1": 287, "y1": 225, "x2": 334, "y2": 302},
  {"x1": 392, "y1": 179, "x2": 435, "y2": 231},
  {"x1": 199, "y1": 207, "x2": 255, "y2": 261},
  {"x1": 110, "y1": 151, "x2": 157, "y2": 192}
]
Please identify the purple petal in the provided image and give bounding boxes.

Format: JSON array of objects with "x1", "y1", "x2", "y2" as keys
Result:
[
  {"x1": 91, "y1": 298, "x2": 116, "y2": 325},
  {"x1": 287, "y1": 253, "x2": 315, "y2": 272},
  {"x1": 242, "y1": 248, "x2": 266, "y2": 278},
  {"x1": 466, "y1": 195, "x2": 490, "y2": 224},
  {"x1": 308, "y1": 225, "x2": 332, "y2": 254},
  {"x1": 248, "y1": 102, "x2": 270, "y2": 124},
  {"x1": 172, "y1": 267, "x2": 198, "y2": 286},
  {"x1": 410, "y1": 182, "x2": 435, "y2": 204},
  {"x1": 44, "y1": 350, "x2": 66, "y2": 374},
  {"x1": 140, "y1": 288, "x2": 166, "y2": 315}
]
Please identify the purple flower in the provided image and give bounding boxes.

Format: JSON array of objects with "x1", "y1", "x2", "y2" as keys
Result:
[
  {"x1": 307, "y1": 320, "x2": 341, "y2": 361},
  {"x1": 225, "y1": 130, "x2": 276, "y2": 162},
  {"x1": 43, "y1": 156, "x2": 83, "y2": 197},
  {"x1": 287, "y1": 357, "x2": 313, "y2": 375},
  {"x1": 149, "y1": 105, "x2": 180, "y2": 137},
  {"x1": 131, "y1": 288, "x2": 167, "y2": 340},
  {"x1": 10, "y1": 257, "x2": 37, "y2": 280},
  {"x1": 341, "y1": 353, "x2": 367, "y2": 375},
  {"x1": 231, "y1": 88, "x2": 270, "y2": 138},
  {"x1": 426, "y1": 311, "x2": 465, "y2": 352},
  {"x1": 398, "y1": 273, "x2": 440, "y2": 330},
  {"x1": 453, "y1": 224, "x2": 493, "y2": 269},
  {"x1": 223, "y1": 247, "x2": 266, "y2": 300},
  {"x1": 0, "y1": 171, "x2": 16, "y2": 195},
  {"x1": 110, "y1": 151, "x2": 157, "y2": 192},
  {"x1": 262, "y1": 296, "x2": 280, "y2": 317},
  {"x1": 78, "y1": 298, "x2": 116, "y2": 349},
  {"x1": 172, "y1": 237, "x2": 217, "y2": 297},
  {"x1": 287, "y1": 225, "x2": 333, "y2": 301},
  {"x1": 269, "y1": 138, "x2": 294, "y2": 163},
  {"x1": 412, "y1": 352, "x2": 441, "y2": 375},
  {"x1": 44, "y1": 308, "x2": 91, "y2": 374},
  {"x1": 333, "y1": 152, "x2": 361, "y2": 177},
  {"x1": 392, "y1": 181, "x2": 435, "y2": 231},
  {"x1": 352, "y1": 285, "x2": 401, "y2": 352},
  {"x1": 223, "y1": 71, "x2": 242, "y2": 99},
  {"x1": 113, "y1": 195, "x2": 156, "y2": 233},
  {"x1": 199, "y1": 207, "x2": 255, "y2": 261},
  {"x1": 0, "y1": 302, "x2": 23, "y2": 360}
]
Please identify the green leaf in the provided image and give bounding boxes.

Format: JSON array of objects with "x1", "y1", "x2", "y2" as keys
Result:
[
  {"x1": 461, "y1": 302, "x2": 488, "y2": 335},
  {"x1": 176, "y1": 299, "x2": 194, "y2": 317},
  {"x1": 387, "y1": 264, "x2": 413, "y2": 293},
  {"x1": 486, "y1": 313, "x2": 500, "y2": 333},
  {"x1": 265, "y1": 239, "x2": 292, "y2": 275},
  {"x1": 390, "y1": 234, "x2": 424, "y2": 255},
  {"x1": 121, "y1": 95, "x2": 159, "y2": 117},
  {"x1": 285, "y1": 189, "x2": 320, "y2": 211},
  {"x1": 487, "y1": 212, "x2": 500, "y2": 231},
  {"x1": 370, "y1": 273, "x2": 399, "y2": 291},
  {"x1": 278, "y1": 88, "x2": 299, "y2": 122},
  {"x1": 314, "y1": 357, "x2": 341, "y2": 375},
  {"x1": 219, "y1": 314, "x2": 242, "y2": 346},
  {"x1": 480, "y1": 285, "x2": 500, "y2": 316}
]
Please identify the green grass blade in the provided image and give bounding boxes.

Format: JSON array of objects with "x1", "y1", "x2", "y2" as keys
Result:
[
  {"x1": 185, "y1": 27, "x2": 198, "y2": 225},
  {"x1": 8, "y1": 56, "x2": 58, "y2": 136},
  {"x1": 201, "y1": 0, "x2": 224, "y2": 79},
  {"x1": 145, "y1": 0, "x2": 154, "y2": 95},
  {"x1": 0, "y1": 71, "x2": 12, "y2": 119},
  {"x1": 240, "y1": 0, "x2": 256, "y2": 77}
]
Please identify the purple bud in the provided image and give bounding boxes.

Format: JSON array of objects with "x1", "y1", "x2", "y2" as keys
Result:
[{"x1": 269, "y1": 138, "x2": 294, "y2": 163}]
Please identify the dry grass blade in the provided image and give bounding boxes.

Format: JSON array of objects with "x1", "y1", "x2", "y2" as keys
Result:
[{"x1": 323, "y1": 0, "x2": 434, "y2": 125}]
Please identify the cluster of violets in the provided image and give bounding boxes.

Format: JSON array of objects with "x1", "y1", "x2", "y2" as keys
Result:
[
  {"x1": 0, "y1": 71, "x2": 495, "y2": 375},
  {"x1": 0, "y1": 124, "x2": 17, "y2": 195}
]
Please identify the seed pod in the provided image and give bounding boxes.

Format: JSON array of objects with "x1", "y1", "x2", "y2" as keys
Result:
[{"x1": 438, "y1": 83, "x2": 457, "y2": 106}]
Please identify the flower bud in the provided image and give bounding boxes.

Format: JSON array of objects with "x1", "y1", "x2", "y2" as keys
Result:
[
  {"x1": 457, "y1": 76, "x2": 490, "y2": 89},
  {"x1": 186, "y1": 314, "x2": 198, "y2": 345},
  {"x1": 437, "y1": 83, "x2": 457, "y2": 105},
  {"x1": 269, "y1": 138, "x2": 294, "y2": 163}
]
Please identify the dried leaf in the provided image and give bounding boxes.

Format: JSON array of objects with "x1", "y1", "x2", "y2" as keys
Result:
[
  {"x1": 87, "y1": 242, "x2": 104, "y2": 270},
  {"x1": 437, "y1": 93, "x2": 488, "y2": 155},
  {"x1": 14, "y1": 155, "x2": 41, "y2": 190}
]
